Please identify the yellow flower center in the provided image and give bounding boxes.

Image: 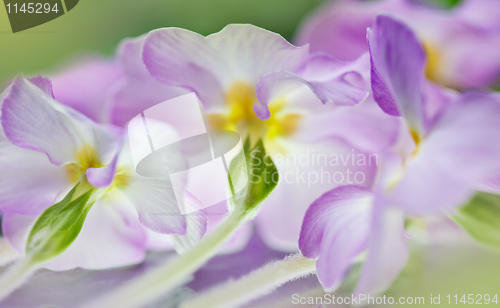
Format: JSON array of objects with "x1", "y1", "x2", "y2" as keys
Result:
[
  {"x1": 423, "y1": 41, "x2": 442, "y2": 86},
  {"x1": 65, "y1": 145, "x2": 102, "y2": 184},
  {"x1": 386, "y1": 129, "x2": 422, "y2": 192},
  {"x1": 206, "y1": 81, "x2": 302, "y2": 144},
  {"x1": 112, "y1": 167, "x2": 132, "y2": 190},
  {"x1": 64, "y1": 145, "x2": 131, "y2": 190}
]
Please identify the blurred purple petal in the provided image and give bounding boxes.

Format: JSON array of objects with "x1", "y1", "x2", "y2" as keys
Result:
[
  {"x1": 296, "y1": 0, "x2": 500, "y2": 89},
  {"x1": 50, "y1": 58, "x2": 122, "y2": 123},
  {"x1": 295, "y1": 97, "x2": 400, "y2": 153},
  {"x1": 354, "y1": 200, "x2": 409, "y2": 296},
  {"x1": 478, "y1": 173, "x2": 500, "y2": 194},
  {"x1": 389, "y1": 93, "x2": 500, "y2": 214},
  {"x1": 109, "y1": 37, "x2": 188, "y2": 127},
  {"x1": 86, "y1": 153, "x2": 120, "y2": 188},
  {"x1": 0, "y1": 130, "x2": 68, "y2": 215},
  {"x1": 295, "y1": 0, "x2": 389, "y2": 61}
]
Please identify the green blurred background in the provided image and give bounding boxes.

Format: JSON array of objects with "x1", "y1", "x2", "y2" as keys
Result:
[{"x1": 0, "y1": 0, "x2": 323, "y2": 85}]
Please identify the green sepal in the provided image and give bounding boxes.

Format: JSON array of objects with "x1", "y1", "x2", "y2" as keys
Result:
[
  {"x1": 430, "y1": 0, "x2": 463, "y2": 9},
  {"x1": 410, "y1": 0, "x2": 462, "y2": 9},
  {"x1": 26, "y1": 183, "x2": 95, "y2": 264},
  {"x1": 451, "y1": 192, "x2": 500, "y2": 248},
  {"x1": 228, "y1": 138, "x2": 279, "y2": 219}
]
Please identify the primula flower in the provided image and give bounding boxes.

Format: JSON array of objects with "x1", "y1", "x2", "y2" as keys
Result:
[
  {"x1": 296, "y1": 0, "x2": 500, "y2": 89},
  {"x1": 106, "y1": 36, "x2": 256, "y2": 254},
  {"x1": 0, "y1": 76, "x2": 206, "y2": 270},
  {"x1": 299, "y1": 15, "x2": 500, "y2": 295},
  {"x1": 112, "y1": 24, "x2": 400, "y2": 251}
]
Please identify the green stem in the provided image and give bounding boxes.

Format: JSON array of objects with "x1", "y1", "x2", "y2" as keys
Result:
[
  {"x1": 0, "y1": 256, "x2": 39, "y2": 301},
  {"x1": 0, "y1": 238, "x2": 20, "y2": 267},
  {"x1": 80, "y1": 209, "x2": 248, "y2": 308},
  {"x1": 180, "y1": 254, "x2": 317, "y2": 308}
]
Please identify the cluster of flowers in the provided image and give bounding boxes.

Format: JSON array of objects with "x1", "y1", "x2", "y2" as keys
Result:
[{"x1": 1, "y1": 0, "x2": 500, "y2": 305}]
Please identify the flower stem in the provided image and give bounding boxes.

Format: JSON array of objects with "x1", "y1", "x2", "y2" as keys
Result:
[
  {"x1": 80, "y1": 209, "x2": 248, "y2": 308},
  {"x1": 180, "y1": 253, "x2": 317, "y2": 308},
  {"x1": 0, "y1": 238, "x2": 20, "y2": 267},
  {"x1": 0, "y1": 256, "x2": 38, "y2": 301}
]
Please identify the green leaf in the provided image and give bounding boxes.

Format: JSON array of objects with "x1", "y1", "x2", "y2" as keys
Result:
[
  {"x1": 451, "y1": 192, "x2": 500, "y2": 248},
  {"x1": 228, "y1": 138, "x2": 279, "y2": 218},
  {"x1": 26, "y1": 183, "x2": 95, "y2": 264},
  {"x1": 417, "y1": 0, "x2": 463, "y2": 9}
]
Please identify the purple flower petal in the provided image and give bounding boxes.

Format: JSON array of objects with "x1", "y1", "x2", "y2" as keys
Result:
[
  {"x1": 50, "y1": 58, "x2": 122, "y2": 123},
  {"x1": 295, "y1": 0, "x2": 390, "y2": 61},
  {"x1": 299, "y1": 185, "x2": 374, "y2": 291},
  {"x1": 295, "y1": 97, "x2": 400, "y2": 153},
  {"x1": 86, "y1": 153, "x2": 119, "y2": 188},
  {"x1": 389, "y1": 92, "x2": 500, "y2": 214},
  {"x1": 255, "y1": 71, "x2": 368, "y2": 120},
  {"x1": 254, "y1": 52, "x2": 371, "y2": 116},
  {"x1": 296, "y1": 52, "x2": 370, "y2": 84},
  {"x1": 109, "y1": 36, "x2": 188, "y2": 127},
  {"x1": 257, "y1": 141, "x2": 377, "y2": 251},
  {"x1": 27, "y1": 76, "x2": 54, "y2": 98},
  {"x1": 1, "y1": 76, "x2": 122, "y2": 167},
  {"x1": 142, "y1": 24, "x2": 309, "y2": 110}
]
